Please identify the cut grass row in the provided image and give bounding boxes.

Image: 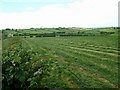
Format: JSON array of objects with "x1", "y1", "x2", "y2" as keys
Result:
[
  {"x1": 28, "y1": 37, "x2": 118, "y2": 62},
  {"x1": 24, "y1": 37, "x2": 117, "y2": 74},
  {"x1": 28, "y1": 36, "x2": 119, "y2": 54},
  {"x1": 21, "y1": 38, "x2": 77, "y2": 88},
  {"x1": 39, "y1": 43, "x2": 118, "y2": 86},
  {"x1": 22, "y1": 37, "x2": 118, "y2": 87},
  {"x1": 22, "y1": 37, "x2": 104, "y2": 87}
]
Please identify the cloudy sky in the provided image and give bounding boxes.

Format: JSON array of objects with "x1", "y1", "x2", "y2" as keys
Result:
[{"x1": 0, "y1": 0, "x2": 119, "y2": 29}]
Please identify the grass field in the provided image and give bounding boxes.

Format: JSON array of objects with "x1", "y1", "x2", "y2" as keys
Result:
[{"x1": 2, "y1": 28, "x2": 119, "y2": 89}]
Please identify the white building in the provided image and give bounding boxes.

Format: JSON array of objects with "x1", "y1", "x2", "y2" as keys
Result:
[{"x1": 7, "y1": 34, "x2": 13, "y2": 37}]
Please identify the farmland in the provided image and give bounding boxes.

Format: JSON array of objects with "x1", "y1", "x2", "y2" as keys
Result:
[{"x1": 2, "y1": 27, "x2": 119, "y2": 89}]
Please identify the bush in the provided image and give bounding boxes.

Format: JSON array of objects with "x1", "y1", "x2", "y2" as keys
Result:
[{"x1": 2, "y1": 38, "x2": 51, "y2": 89}]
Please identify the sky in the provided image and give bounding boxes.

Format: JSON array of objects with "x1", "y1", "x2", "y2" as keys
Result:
[{"x1": 0, "y1": 0, "x2": 119, "y2": 29}]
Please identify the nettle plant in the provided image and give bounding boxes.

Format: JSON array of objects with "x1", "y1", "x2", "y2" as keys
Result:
[{"x1": 2, "y1": 38, "x2": 51, "y2": 89}]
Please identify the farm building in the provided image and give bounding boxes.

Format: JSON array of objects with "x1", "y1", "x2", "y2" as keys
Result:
[{"x1": 7, "y1": 34, "x2": 13, "y2": 37}]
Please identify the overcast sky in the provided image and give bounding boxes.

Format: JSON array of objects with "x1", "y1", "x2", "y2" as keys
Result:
[{"x1": 0, "y1": 0, "x2": 119, "y2": 29}]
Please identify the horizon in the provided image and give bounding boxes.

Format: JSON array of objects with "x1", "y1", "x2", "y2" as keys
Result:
[
  {"x1": 0, "y1": 0, "x2": 119, "y2": 29},
  {"x1": 2, "y1": 26, "x2": 119, "y2": 30}
]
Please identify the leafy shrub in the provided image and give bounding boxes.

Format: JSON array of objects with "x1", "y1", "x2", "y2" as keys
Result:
[{"x1": 2, "y1": 38, "x2": 51, "y2": 89}]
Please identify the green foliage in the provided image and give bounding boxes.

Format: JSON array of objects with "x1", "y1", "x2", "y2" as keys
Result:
[
  {"x1": 2, "y1": 27, "x2": 118, "y2": 37},
  {"x1": 2, "y1": 38, "x2": 52, "y2": 89},
  {"x1": 2, "y1": 27, "x2": 119, "y2": 89}
]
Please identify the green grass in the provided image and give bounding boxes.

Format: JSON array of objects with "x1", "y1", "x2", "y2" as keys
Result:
[
  {"x1": 2, "y1": 27, "x2": 118, "y2": 35},
  {"x1": 22, "y1": 36, "x2": 118, "y2": 88},
  {"x1": 2, "y1": 28, "x2": 119, "y2": 89}
]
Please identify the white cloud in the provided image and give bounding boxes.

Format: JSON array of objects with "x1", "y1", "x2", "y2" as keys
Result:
[
  {"x1": 1, "y1": 0, "x2": 41, "y2": 2},
  {"x1": 1, "y1": 0, "x2": 23, "y2": 2},
  {"x1": 25, "y1": 7, "x2": 35, "y2": 12},
  {"x1": 0, "y1": 0, "x2": 119, "y2": 29},
  {"x1": 1, "y1": 0, "x2": 74, "y2": 3}
]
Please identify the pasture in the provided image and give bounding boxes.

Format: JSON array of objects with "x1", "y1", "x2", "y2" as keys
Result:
[{"x1": 2, "y1": 28, "x2": 119, "y2": 89}]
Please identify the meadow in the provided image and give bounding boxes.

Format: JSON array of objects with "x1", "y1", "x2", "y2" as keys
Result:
[{"x1": 2, "y1": 27, "x2": 119, "y2": 89}]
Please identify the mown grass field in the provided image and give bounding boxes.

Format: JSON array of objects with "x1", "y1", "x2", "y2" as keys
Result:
[
  {"x1": 1, "y1": 28, "x2": 120, "y2": 90},
  {"x1": 2, "y1": 28, "x2": 119, "y2": 89}
]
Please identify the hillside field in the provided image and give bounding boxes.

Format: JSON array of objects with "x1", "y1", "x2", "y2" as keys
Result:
[{"x1": 2, "y1": 27, "x2": 120, "y2": 89}]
